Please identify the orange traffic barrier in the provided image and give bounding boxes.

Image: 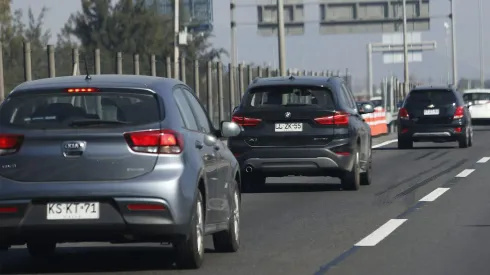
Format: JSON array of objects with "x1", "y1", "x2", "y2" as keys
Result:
[{"x1": 362, "y1": 107, "x2": 388, "y2": 136}]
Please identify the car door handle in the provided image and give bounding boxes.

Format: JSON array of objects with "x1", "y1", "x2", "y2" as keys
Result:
[{"x1": 195, "y1": 140, "x2": 204, "y2": 149}]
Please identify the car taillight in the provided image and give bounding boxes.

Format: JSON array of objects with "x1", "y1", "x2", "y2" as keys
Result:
[
  {"x1": 0, "y1": 134, "x2": 24, "y2": 156},
  {"x1": 453, "y1": 106, "x2": 464, "y2": 119},
  {"x1": 232, "y1": 116, "x2": 262, "y2": 126},
  {"x1": 314, "y1": 111, "x2": 349, "y2": 126},
  {"x1": 124, "y1": 130, "x2": 183, "y2": 154},
  {"x1": 399, "y1": 108, "x2": 409, "y2": 120},
  {"x1": 66, "y1": 88, "x2": 98, "y2": 93}
]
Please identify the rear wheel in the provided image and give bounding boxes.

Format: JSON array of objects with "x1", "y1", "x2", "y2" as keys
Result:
[
  {"x1": 175, "y1": 191, "x2": 205, "y2": 269},
  {"x1": 242, "y1": 173, "x2": 266, "y2": 192},
  {"x1": 27, "y1": 241, "x2": 56, "y2": 258},
  {"x1": 360, "y1": 155, "x2": 372, "y2": 186},
  {"x1": 341, "y1": 150, "x2": 361, "y2": 191},
  {"x1": 468, "y1": 127, "x2": 473, "y2": 147},
  {"x1": 458, "y1": 127, "x2": 470, "y2": 148},
  {"x1": 213, "y1": 181, "x2": 240, "y2": 252},
  {"x1": 397, "y1": 137, "x2": 413, "y2": 149}
]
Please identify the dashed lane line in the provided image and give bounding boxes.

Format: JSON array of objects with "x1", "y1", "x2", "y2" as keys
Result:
[
  {"x1": 372, "y1": 138, "x2": 398, "y2": 149},
  {"x1": 455, "y1": 169, "x2": 475, "y2": 178},
  {"x1": 354, "y1": 219, "x2": 407, "y2": 247},
  {"x1": 476, "y1": 157, "x2": 490, "y2": 163},
  {"x1": 419, "y1": 187, "x2": 450, "y2": 202}
]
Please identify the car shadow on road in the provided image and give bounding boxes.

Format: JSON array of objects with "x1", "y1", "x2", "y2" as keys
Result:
[
  {"x1": 0, "y1": 246, "x2": 179, "y2": 274},
  {"x1": 244, "y1": 183, "x2": 341, "y2": 194},
  {"x1": 373, "y1": 146, "x2": 456, "y2": 151}
]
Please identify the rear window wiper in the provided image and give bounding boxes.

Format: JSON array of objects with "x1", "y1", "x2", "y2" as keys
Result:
[{"x1": 68, "y1": 119, "x2": 129, "y2": 127}]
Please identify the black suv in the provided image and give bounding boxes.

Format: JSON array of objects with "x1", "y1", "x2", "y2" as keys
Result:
[
  {"x1": 397, "y1": 86, "x2": 473, "y2": 149},
  {"x1": 228, "y1": 76, "x2": 375, "y2": 191}
]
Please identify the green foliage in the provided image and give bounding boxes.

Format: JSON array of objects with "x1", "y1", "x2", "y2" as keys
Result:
[{"x1": 1, "y1": 0, "x2": 226, "y2": 93}]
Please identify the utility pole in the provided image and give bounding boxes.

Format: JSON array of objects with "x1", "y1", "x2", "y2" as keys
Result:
[
  {"x1": 402, "y1": 0, "x2": 409, "y2": 96},
  {"x1": 230, "y1": 0, "x2": 237, "y2": 106},
  {"x1": 450, "y1": 0, "x2": 458, "y2": 86},
  {"x1": 478, "y1": 0, "x2": 484, "y2": 88},
  {"x1": 174, "y1": 0, "x2": 180, "y2": 79},
  {"x1": 277, "y1": 0, "x2": 286, "y2": 76}
]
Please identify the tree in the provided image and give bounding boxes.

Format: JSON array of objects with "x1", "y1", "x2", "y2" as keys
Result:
[{"x1": 59, "y1": 0, "x2": 226, "y2": 75}]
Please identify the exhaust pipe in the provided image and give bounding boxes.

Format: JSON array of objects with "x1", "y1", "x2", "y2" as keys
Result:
[{"x1": 245, "y1": 166, "x2": 253, "y2": 173}]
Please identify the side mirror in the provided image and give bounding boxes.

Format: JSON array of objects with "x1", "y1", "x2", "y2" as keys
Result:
[
  {"x1": 358, "y1": 103, "x2": 374, "y2": 114},
  {"x1": 220, "y1": 121, "x2": 242, "y2": 138}
]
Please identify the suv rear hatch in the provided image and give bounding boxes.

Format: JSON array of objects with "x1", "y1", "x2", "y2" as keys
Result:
[
  {"x1": 0, "y1": 87, "x2": 163, "y2": 182},
  {"x1": 232, "y1": 84, "x2": 344, "y2": 147},
  {"x1": 403, "y1": 89, "x2": 459, "y2": 125}
]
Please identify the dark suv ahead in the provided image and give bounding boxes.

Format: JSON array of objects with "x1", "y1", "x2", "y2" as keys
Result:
[
  {"x1": 228, "y1": 76, "x2": 375, "y2": 191},
  {"x1": 397, "y1": 86, "x2": 473, "y2": 149}
]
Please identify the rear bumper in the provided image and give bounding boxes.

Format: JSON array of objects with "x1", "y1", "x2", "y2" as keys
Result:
[
  {"x1": 398, "y1": 124, "x2": 465, "y2": 142},
  {"x1": 0, "y1": 173, "x2": 197, "y2": 245},
  {"x1": 233, "y1": 145, "x2": 354, "y2": 177}
]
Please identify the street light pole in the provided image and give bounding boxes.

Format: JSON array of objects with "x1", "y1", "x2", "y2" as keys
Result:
[
  {"x1": 450, "y1": 0, "x2": 458, "y2": 86},
  {"x1": 444, "y1": 22, "x2": 450, "y2": 85},
  {"x1": 276, "y1": 0, "x2": 287, "y2": 76},
  {"x1": 174, "y1": 0, "x2": 180, "y2": 79},
  {"x1": 402, "y1": 0, "x2": 409, "y2": 95},
  {"x1": 478, "y1": 0, "x2": 484, "y2": 88}
]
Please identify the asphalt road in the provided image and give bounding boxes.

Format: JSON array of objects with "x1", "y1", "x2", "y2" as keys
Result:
[{"x1": 2, "y1": 127, "x2": 490, "y2": 275}]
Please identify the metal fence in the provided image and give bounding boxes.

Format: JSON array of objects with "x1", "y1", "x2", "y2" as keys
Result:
[{"x1": 0, "y1": 41, "x2": 355, "y2": 127}]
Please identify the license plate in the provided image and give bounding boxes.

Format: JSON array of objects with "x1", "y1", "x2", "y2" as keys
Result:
[
  {"x1": 423, "y1": 109, "x2": 439, "y2": 115},
  {"x1": 275, "y1": 123, "x2": 303, "y2": 132},
  {"x1": 47, "y1": 202, "x2": 100, "y2": 220}
]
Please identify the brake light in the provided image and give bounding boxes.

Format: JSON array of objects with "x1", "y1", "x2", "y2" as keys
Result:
[
  {"x1": 314, "y1": 111, "x2": 349, "y2": 126},
  {"x1": 453, "y1": 106, "x2": 464, "y2": 119},
  {"x1": 232, "y1": 116, "x2": 262, "y2": 126},
  {"x1": 0, "y1": 134, "x2": 24, "y2": 156},
  {"x1": 124, "y1": 129, "x2": 183, "y2": 154},
  {"x1": 399, "y1": 108, "x2": 409, "y2": 120},
  {"x1": 127, "y1": 203, "x2": 165, "y2": 211},
  {"x1": 0, "y1": 206, "x2": 17, "y2": 214},
  {"x1": 66, "y1": 88, "x2": 97, "y2": 93}
]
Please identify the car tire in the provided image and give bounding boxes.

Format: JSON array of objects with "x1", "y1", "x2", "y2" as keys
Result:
[
  {"x1": 341, "y1": 150, "x2": 361, "y2": 191},
  {"x1": 242, "y1": 173, "x2": 266, "y2": 192},
  {"x1": 175, "y1": 191, "x2": 205, "y2": 269},
  {"x1": 468, "y1": 127, "x2": 473, "y2": 147},
  {"x1": 458, "y1": 128, "x2": 470, "y2": 148},
  {"x1": 27, "y1": 241, "x2": 56, "y2": 258},
  {"x1": 397, "y1": 137, "x2": 413, "y2": 149},
  {"x1": 212, "y1": 180, "x2": 240, "y2": 253},
  {"x1": 360, "y1": 155, "x2": 372, "y2": 186}
]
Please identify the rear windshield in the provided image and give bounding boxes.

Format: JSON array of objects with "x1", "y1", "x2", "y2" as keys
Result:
[
  {"x1": 0, "y1": 89, "x2": 161, "y2": 129},
  {"x1": 245, "y1": 85, "x2": 335, "y2": 109},
  {"x1": 405, "y1": 89, "x2": 457, "y2": 108},
  {"x1": 463, "y1": 93, "x2": 490, "y2": 104}
]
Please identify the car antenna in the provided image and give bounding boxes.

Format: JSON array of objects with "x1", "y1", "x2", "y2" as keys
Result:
[{"x1": 83, "y1": 55, "x2": 91, "y2": 80}]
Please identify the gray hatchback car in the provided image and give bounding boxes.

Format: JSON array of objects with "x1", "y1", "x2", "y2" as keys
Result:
[{"x1": 0, "y1": 75, "x2": 242, "y2": 269}]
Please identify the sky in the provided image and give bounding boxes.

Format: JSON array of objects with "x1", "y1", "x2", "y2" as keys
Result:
[{"x1": 11, "y1": 0, "x2": 489, "y2": 89}]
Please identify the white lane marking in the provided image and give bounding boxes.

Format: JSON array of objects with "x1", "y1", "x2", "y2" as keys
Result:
[
  {"x1": 419, "y1": 188, "x2": 450, "y2": 202},
  {"x1": 455, "y1": 169, "x2": 475, "y2": 178},
  {"x1": 355, "y1": 219, "x2": 407, "y2": 247},
  {"x1": 477, "y1": 157, "x2": 490, "y2": 163},
  {"x1": 372, "y1": 138, "x2": 398, "y2": 149}
]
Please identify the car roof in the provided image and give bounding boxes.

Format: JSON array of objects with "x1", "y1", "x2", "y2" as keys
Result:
[
  {"x1": 10, "y1": 74, "x2": 184, "y2": 95},
  {"x1": 462, "y1": 89, "x2": 490, "y2": 94},
  {"x1": 247, "y1": 76, "x2": 339, "y2": 89},
  {"x1": 410, "y1": 85, "x2": 455, "y2": 92}
]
